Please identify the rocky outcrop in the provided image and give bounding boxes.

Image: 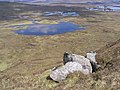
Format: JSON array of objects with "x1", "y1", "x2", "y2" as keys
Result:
[
  {"x1": 50, "y1": 52, "x2": 100, "y2": 82},
  {"x1": 63, "y1": 52, "x2": 93, "y2": 73}
]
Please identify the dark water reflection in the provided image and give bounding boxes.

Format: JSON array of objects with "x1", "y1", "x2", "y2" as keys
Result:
[{"x1": 14, "y1": 22, "x2": 85, "y2": 36}]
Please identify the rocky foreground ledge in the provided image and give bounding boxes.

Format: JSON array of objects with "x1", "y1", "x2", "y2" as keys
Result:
[{"x1": 49, "y1": 51, "x2": 100, "y2": 82}]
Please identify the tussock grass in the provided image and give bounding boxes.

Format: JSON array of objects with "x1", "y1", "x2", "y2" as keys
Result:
[
  {"x1": 0, "y1": 2, "x2": 120, "y2": 90},
  {"x1": 37, "y1": 20, "x2": 58, "y2": 24},
  {"x1": 0, "y1": 61, "x2": 7, "y2": 71}
]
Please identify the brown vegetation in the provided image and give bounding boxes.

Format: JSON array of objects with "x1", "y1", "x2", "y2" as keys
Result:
[{"x1": 0, "y1": 2, "x2": 120, "y2": 90}]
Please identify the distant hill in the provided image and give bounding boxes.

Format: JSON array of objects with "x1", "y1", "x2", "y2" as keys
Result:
[{"x1": 0, "y1": 0, "x2": 120, "y2": 4}]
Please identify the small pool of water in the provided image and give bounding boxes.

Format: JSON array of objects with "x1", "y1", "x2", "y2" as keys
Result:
[
  {"x1": 43, "y1": 11, "x2": 79, "y2": 17},
  {"x1": 14, "y1": 22, "x2": 85, "y2": 36},
  {"x1": 88, "y1": 5, "x2": 120, "y2": 11}
]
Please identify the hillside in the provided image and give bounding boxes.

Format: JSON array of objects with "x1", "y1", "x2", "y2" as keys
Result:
[
  {"x1": 0, "y1": 2, "x2": 120, "y2": 90},
  {"x1": 70, "y1": 39, "x2": 120, "y2": 90}
]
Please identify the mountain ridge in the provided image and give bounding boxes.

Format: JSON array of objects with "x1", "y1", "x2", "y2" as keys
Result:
[{"x1": 0, "y1": 0, "x2": 120, "y2": 3}]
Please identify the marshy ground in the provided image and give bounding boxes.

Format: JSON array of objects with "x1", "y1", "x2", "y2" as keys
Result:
[{"x1": 0, "y1": 2, "x2": 120, "y2": 90}]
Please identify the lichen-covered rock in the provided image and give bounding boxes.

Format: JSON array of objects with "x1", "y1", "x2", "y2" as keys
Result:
[
  {"x1": 50, "y1": 52, "x2": 100, "y2": 82},
  {"x1": 63, "y1": 52, "x2": 92, "y2": 73},
  {"x1": 65, "y1": 62, "x2": 82, "y2": 73},
  {"x1": 50, "y1": 62, "x2": 91, "y2": 82},
  {"x1": 50, "y1": 66, "x2": 69, "y2": 81},
  {"x1": 86, "y1": 51, "x2": 100, "y2": 72},
  {"x1": 86, "y1": 51, "x2": 97, "y2": 63}
]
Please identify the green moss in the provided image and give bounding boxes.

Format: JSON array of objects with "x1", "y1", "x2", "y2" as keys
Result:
[
  {"x1": 12, "y1": 25, "x2": 29, "y2": 31},
  {"x1": 37, "y1": 70, "x2": 58, "y2": 90},
  {"x1": 79, "y1": 24, "x2": 86, "y2": 27},
  {"x1": 37, "y1": 20, "x2": 58, "y2": 24},
  {"x1": 0, "y1": 61, "x2": 7, "y2": 71}
]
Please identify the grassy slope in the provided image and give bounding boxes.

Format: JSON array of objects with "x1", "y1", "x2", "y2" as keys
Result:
[{"x1": 0, "y1": 2, "x2": 120, "y2": 90}]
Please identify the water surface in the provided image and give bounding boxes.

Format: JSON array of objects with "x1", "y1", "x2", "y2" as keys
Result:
[
  {"x1": 43, "y1": 11, "x2": 79, "y2": 17},
  {"x1": 88, "y1": 5, "x2": 120, "y2": 11},
  {"x1": 14, "y1": 22, "x2": 85, "y2": 36}
]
